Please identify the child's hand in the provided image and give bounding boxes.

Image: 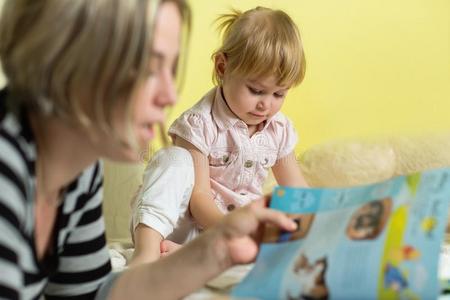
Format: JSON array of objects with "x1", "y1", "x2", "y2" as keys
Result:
[{"x1": 160, "y1": 240, "x2": 183, "y2": 258}]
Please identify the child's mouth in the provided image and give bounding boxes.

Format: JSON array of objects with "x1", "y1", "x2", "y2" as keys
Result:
[{"x1": 249, "y1": 112, "x2": 266, "y2": 118}]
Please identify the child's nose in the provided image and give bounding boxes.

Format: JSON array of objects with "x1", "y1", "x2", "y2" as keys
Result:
[{"x1": 257, "y1": 97, "x2": 271, "y2": 111}]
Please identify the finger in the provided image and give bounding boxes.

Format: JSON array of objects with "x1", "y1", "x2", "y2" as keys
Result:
[
  {"x1": 251, "y1": 205, "x2": 297, "y2": 232},
  {"x1": 221, "y1": 200, "x2": 297, "y2": 240}
]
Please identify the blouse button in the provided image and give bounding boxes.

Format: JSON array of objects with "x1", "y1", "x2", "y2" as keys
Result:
[
  {"x1": 227, "y1": 204, "x2": 236, "y2": 212},
  {"x1": 244, "y1": 160, "x2": 253, "y2": 168},
  {"x1": 222, "y1": 155, "x2": 230, "y2": 164}
]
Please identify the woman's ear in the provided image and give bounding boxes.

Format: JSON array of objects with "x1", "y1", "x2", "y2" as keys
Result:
[{"x1": 214, "y1": 53, "x2": 227, "y2": 79}]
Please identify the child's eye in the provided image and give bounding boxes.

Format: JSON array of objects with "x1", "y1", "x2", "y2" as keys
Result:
[
  {"x1": 248, "y1": 86, "x2": 264, "y2": 95},
  {"x1": 274, "y1": 93, "x2": 285, "y2": 98}
]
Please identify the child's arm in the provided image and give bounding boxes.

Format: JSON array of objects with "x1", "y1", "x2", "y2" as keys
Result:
[
  {"x1": 129, "y1": 224, "x2": 163, "y2": 266},
  {"x1": 174, "y1": 137, "x2": 225, "y2": 228},
  {"x1": 272, "y1": 151, "x2": 309, "y2": 187}
]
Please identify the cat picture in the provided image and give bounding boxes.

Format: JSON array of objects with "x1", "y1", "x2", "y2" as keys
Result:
[{"x1": 288, "y1": 254, "x2": 329, "y2": 300}]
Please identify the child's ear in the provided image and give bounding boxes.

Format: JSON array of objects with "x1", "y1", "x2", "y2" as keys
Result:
[{"x1": 215, "y1": 53, "x2": 227, "y2": 78}]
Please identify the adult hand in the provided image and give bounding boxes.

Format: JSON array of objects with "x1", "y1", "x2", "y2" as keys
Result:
[
  {"x1": 109, "y1": 197, "x2": 296, "y2": 300},
  {"x1": 213, "y1": 197, "x2": 297, "y2": 267}
]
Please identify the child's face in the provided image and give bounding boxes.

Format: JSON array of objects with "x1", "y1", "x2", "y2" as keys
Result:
[{"x1": 222, "y1": 73, "x2": 289, "y2": 127}]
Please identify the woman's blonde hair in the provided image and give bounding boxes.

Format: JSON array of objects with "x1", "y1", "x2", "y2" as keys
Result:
[
  {"x1": 212, "y1": 7, "x2": 306, "y2": 87},
  {"x1": 0, "y1": 0, "x2": 190, "y2": 137}
]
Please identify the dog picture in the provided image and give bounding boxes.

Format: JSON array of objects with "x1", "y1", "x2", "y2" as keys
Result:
[{"x1": 346, "y1": 198, "x2": 392, "y2": 240}]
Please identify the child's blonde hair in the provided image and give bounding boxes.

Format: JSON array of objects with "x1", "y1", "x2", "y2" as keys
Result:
[{"x1": 212, "y1": 7, "x2": 306, "y2": 87}]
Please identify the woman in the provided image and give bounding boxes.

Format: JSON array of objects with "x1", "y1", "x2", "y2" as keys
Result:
[{"x1": 0, "y1": 0, "x2": 297, "y2": 299}]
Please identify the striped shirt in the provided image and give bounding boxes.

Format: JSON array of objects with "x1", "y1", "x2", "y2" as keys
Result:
[{"x1": 0, "y1": 89, "x2": 116, "y2": 299}]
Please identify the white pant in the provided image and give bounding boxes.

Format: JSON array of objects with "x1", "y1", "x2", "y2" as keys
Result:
[{"x1": 130, "y1": 146, "x2": 199, "y2": 244}]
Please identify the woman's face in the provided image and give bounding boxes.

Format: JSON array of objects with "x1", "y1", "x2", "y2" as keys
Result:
[{"x1": 98, "y1": 1, "x2": 181, "y2": 162}]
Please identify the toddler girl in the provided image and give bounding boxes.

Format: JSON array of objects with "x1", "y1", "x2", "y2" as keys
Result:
[{"x1": 130, "y1": 6, "x2": 308, "y2": 265}]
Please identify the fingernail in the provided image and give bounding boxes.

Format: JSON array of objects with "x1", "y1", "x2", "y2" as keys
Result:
[{"x1": 289, "y1": 220, "x2": 297, "y2": 230}]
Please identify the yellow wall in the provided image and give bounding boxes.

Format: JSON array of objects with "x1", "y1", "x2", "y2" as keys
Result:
[
  {"x1": 1, "y1": 0, "x2": 448, "y2": 152},
  {"x1": 170, "y1": 0, "x2": 450, "y2": 153}
]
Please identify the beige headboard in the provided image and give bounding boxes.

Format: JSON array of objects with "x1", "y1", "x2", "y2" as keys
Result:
[{"x1": 103, "y1": 161, "x2": 145, "y2": 244}]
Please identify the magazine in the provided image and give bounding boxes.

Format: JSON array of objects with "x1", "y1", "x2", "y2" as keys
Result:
[{"x1": 232, "y1": 168, "x2": 450, "y2": 300}]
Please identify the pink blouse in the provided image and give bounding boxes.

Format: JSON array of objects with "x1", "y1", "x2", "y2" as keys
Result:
[{"x1": 169, "y1": 87, "x2": 298, "y2": 213}]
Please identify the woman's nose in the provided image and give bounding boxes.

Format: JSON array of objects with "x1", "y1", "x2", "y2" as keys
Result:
[{"x1": 157, "y1": 69, "x2": 177, "y2": 107}]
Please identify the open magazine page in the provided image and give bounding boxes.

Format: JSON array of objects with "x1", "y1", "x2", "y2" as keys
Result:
[{"x1": 232, "y1": 168, "x2": 450, "y2": 300}]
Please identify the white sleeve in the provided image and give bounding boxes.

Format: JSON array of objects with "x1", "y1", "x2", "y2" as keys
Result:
[{"x1": 131, "y1": 147, "x2": 195, "y2": 238}]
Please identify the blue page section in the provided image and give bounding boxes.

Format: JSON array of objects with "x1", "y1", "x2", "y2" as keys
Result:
[{"x1": 232, "y1": 168, "x2": 450, "y2": 300}]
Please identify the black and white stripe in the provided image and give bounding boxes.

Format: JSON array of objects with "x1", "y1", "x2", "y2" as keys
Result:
[{"x1": 0, "y1": 90, "x2": 115, "y2": 299}]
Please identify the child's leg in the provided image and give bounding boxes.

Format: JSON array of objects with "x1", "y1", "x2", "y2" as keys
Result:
[
  {"x1": 129, "y1": 146, "x2": 195, "y2": 265},
  {"x1": 130, "y1": 224, "x2": 164, "y2": 266}
]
